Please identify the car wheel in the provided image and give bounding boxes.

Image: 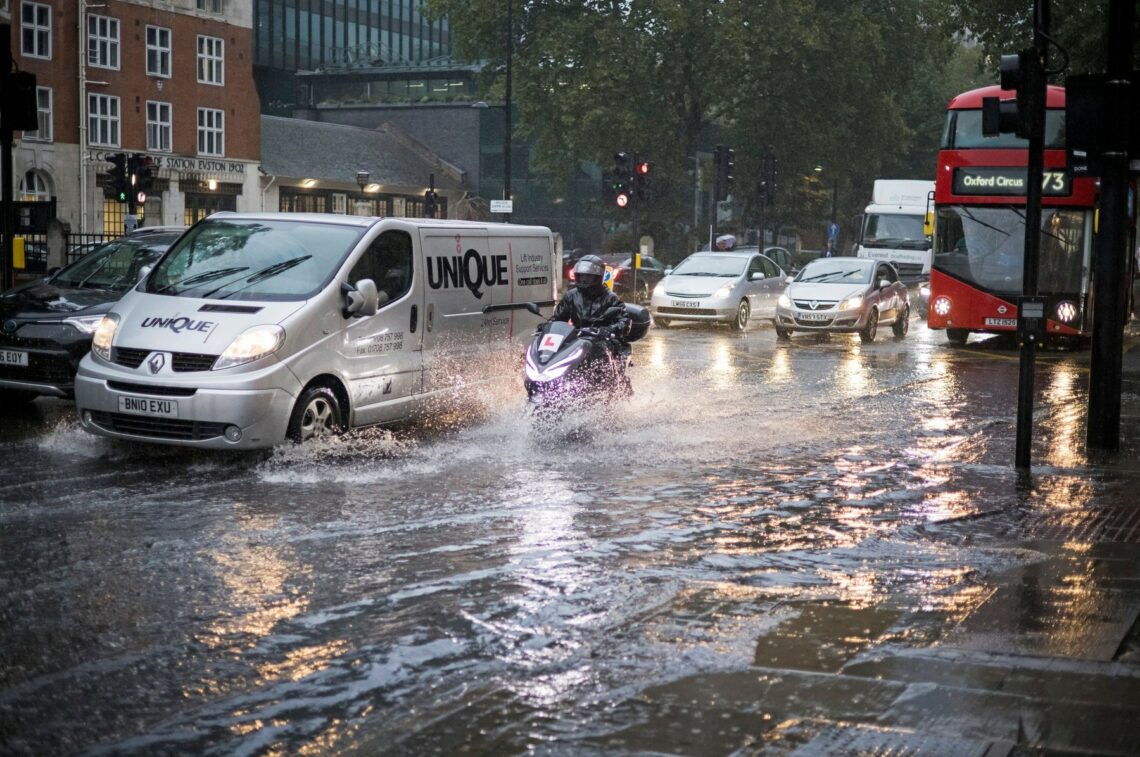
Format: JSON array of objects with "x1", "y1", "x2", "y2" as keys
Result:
[
  {"x1": 892, "y1": 305, "x2": 910, "y2": 337},
  {"x1": 946, "y1": 328, "x2": 969, "y2": 346},
  {"x1": 635, "y1": 281, "x2": 650, "y2": 305},
  {"x1": 859, "y1": 308, "x2": 879, "y2": 343},
  {"x1": 773, "y1": 321, "x2": 792, "y2": 341},
  {"x1": 731, "y1": 299, "x2": 750, "y2": 331},
  {"x1": 655, "y1": 317, "x2": 671, "y2": 328},
  {"x1": 287, "y1": 384, "x2": 345, "y2": 443}
]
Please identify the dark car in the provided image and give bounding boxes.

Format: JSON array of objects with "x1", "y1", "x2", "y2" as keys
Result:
[
  {"x1": 0, "y1": 227, "x2": 184, "y2": 403},
  {"x1": 593, "y1": 253, "x2": 668, "y2": 304}
]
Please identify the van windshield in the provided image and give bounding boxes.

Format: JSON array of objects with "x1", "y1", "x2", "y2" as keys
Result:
[{"x1": 145, "y1": 219, "x2": 365, "y2": 301}]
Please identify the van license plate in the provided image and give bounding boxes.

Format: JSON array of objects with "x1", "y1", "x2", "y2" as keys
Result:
[
  {"x1": 984, "y1": 317, "x2": 1017, "y2": 327},
  {"x1": 671, "y1": 300, "x2": 700, "y2": 308},
  {"x1": 118, "y1": 395, "x2": 179, "y2": 418},
  {"x1": 1, "y1": 349, "x2": 28, "y2": 367}
]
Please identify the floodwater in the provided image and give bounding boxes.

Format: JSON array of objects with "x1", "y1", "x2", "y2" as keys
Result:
[{"x1": 2, "y1": 319, "x2": 1138, "y2": 755}]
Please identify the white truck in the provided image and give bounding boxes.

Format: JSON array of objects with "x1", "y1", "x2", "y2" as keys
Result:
[{"x1": 854, "y1": 179, "x2": 935, "y2": 281}]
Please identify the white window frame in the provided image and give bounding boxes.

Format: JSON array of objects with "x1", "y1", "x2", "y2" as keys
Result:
[
  {"x1": 146, "y1": 101, "x2": 172, "y2": 152},
  {"x1": 19, "y1": 170, "x2": 51, "y2": 202},
  {"x1": 146, "y1": 25, "x2": 172, "y2": 78},
  {"x1": 87, "y1": 14, "x2": 120, "y2": 70},
  {"x1": 88, "y1": 93, "x2": 121, "y2": 148},
  {"x1": 22, "y1": 86, "x2": 53, "y2": 142},
  {"x1": 197, "y1": 107, "x2": 224, "y2": 156},
  {"x1": 196, "y1": 0, "x2": 223, "y2": 11},
  {"x1": 21, "y1": 1, "x2": 52, "y2": 59},
  {"x1": 196, "y1": 35, "x2": 224, "y2": 86}
]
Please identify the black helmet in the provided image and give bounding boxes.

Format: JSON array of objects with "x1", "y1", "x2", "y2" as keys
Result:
[{"x1": 573, "y1": 254, "x2": 606, "y2": 292}]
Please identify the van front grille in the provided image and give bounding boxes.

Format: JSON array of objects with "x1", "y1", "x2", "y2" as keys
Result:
[
  {"x1": 112, "y1": 347, "x2": 217, "y2": 372},
  {"x1": 87, "y1": 411, "x2": 226, "y2": 441}
]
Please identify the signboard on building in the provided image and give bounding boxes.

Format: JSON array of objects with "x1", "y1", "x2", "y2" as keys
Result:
[{"x1": 490, "y1": 199, "x2": 513, "y2": 214}]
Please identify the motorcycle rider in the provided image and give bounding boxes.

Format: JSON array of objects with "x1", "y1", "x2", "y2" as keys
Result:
[{"x1": 554, "y1": 254, "x2": 632, "y2": 342}]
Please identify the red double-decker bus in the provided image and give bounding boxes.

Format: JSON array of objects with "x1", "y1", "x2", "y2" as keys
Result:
[{"x1": 926, "y1": 84, "x2": 1099, "y2": 345}]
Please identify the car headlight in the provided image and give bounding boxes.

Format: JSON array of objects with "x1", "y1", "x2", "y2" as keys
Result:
[
  {"x1": 653, "y1": 281, "x2": 665, "y2": 296},
  {"x1": 919, "y1": 282, "x2": 931, "y2": 298},
  {"x1": 213, "y1": 324, "x2": 285, "y2": 370},
  {"x1": 714, "y1": 284, "x2": 733, "y2": 298},
  {"x1": 91, "y1": 314, "x2": 119, "y2": 360},
  {"x1": 778, "y1": 293, "x2": 790, "y2": 308},
  {"x1": 840, "y1": 294, "x2": 864, "y2": 310},
  {"x1": 64, "y1": 314, "x2": 108, "y2": 335}
]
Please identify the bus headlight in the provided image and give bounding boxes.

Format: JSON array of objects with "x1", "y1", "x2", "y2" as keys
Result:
[
  {"x1": 91, "y1": 314, "x2": 120, "y2": 361},
  {"x1": 932, "y1": 296, "x2": 952, "y2": 317},
  {"x1": 214, "y1": 325, "x2": 285, "y2": 370},
  {"x1": 1056, "y1": 300, "x2": 1077, "y2": 322}
]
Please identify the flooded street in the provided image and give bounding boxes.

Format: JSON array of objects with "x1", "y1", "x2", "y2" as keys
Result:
[{"x1": 4, "y1": 319, "x2": 1140, "y2": 755}]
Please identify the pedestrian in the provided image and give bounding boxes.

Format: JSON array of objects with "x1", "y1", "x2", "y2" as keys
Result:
[{"x1": 715, "y1": 234, "x2": 736, "y2": 252}]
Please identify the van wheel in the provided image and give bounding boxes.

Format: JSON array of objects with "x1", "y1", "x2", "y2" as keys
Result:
[
  {"x1": 287, "y1": 385, "x2": 345, "y2": 443},
  {"x1": 892, "y1": 305, "x2": 910, "y2": 337},
  {"x1": 859, "y1": 309, "x2": 878, "y2": 342},
  {"x1": 731, "y1": 300, "x2": 750, "y2": 331}
]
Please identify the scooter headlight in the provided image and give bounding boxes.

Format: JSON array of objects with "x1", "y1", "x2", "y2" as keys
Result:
[
  {"x1": 91, "y1": 314, "x2": 120, "y2": 361},
  {"x1": 214, "y1": 324, "x2": 285, "y2": 370}
]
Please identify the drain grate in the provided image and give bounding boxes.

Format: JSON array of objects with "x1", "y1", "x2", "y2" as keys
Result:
[{"x1": 1024, "y1": 506, "x2": 1140, "y2": 544}]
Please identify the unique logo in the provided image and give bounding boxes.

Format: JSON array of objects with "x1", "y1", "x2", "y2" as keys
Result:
[
  {"x1": 147, "y1": 352, "x2": 166, "y2": 374},
  {"x1": 426, "y1": 250, "x2": 508, "y2": 299},
  {"x1": 140, "y1": 315, "x2": 216, "y2": 334}
]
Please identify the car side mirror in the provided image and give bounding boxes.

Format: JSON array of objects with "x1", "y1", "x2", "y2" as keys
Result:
[
  {"x1": 344, "y1": 278, "x2": 381, "y2": 317},
  {"x1": 785, "y1": 275, "x2": 794, "y2": 285},
  {"x1": 665, "y1": 267, "x2": 673, "y2": 274},
  {"x1": 879, "y1": 278, "x2": 891, "y2": 289},
  {"x1": 750, "y1": 272, "x2": 765, "y2": 281}
]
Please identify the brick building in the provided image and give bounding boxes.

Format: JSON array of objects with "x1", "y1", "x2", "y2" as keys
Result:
[{"x1": 7, "y1": 0, "x2": 261, "y2": 235}]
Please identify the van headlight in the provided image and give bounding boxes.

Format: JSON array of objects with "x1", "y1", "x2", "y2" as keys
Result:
[
  {"x1": 91, "y1": 314, "x2": 119, "y2": 361},
  {"x1": 214, "y1": 325, "x2": 285, "y2": 370}
]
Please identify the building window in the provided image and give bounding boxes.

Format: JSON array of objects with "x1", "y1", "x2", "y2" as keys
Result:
[
  {"x1": 196, "y1": 0, "x2": 223, "y2": 12},
  {"x1": 87, "y1": 14, "x2": 120, "y2": 69},
  {"x1": 19, "y1": 170, "x2": 50, "y2": 201},
  {"x1": 21, "y1": 86, "x2": 52, "y2": 142},
  {"x1": 197, "y1": 107, "x2": 224, "y2": 156},
  {"x1": 197, "y1": 35, "x2": 224, "y2": 85},
  {"x1": 147, "y1": 101, "x2": 172, "y2": 152},
  {"x1": 21, "y1": 2, "x2": 51, "y2": 59},
  {"x1": 88, "y1": 94, "x2": 120, "y2": 147},
  {"x1": 146, "y1": 26, "x2": 172, "y2": 77}
]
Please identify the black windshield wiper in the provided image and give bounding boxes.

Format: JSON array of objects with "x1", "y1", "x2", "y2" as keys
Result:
[
  {"x1": 212, "y1": 255, "x2": 312, "y2": 299},
  {"x1": 153, "y1": 266, "x2": 250, "y2": 294}
]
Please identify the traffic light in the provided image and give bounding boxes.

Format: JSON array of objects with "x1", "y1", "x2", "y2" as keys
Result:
[
  {"x1": 632, "y1": 158, "x2": 651, "y2": 203},
  {"x1": 982, "y1": 49, "x2": 1045, "y2": 139},
  {"x1": 423, "y1": 189, "x2": 439, "y2": 218},
  {"x1": 106, "y1": 153, "x2": 128, "y2": 202},
  {"x1": 713, "y1": 145, "x2": 734, "y2": 202},
  {"x1": 758, "y1": 152, "x2": 777, "y2": 206},
  {"x1": 611, "y1": 151, "x2": 632, "y2": 208},
  {"x1": 127, "y1": 153, "x2": 155, "y2": 205}
]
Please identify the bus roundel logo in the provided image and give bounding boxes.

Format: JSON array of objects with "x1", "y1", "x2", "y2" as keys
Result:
[{"x1": 997, "y1": 305, "x2": 1008, "y2": 314}]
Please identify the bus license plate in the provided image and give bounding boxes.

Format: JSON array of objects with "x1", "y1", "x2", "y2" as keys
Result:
[
  {"x1": 1, "y1": 349, "x2": 28, "y2": 367},
  {"x1": 984, "y1": 317, "x2": 1017, "y2": 327},
  {"x1": 118, "y1": 395, "x2": 179, "y2": 418},
  {"x1": 671, "y1": 300, "x2": 700, "y2": 308}
]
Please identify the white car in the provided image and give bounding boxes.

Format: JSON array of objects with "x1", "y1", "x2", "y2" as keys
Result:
[
  {"x1": 650, "y1": 251, "x2": 787, "y2": 330},
  {"x1": 774, "y1": 256, "x2": 911, "y2": 342}
]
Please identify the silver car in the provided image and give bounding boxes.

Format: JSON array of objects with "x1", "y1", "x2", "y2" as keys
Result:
[
  {"x1": 650, "y1": 251, "x2": 786, "y2": 330},
  {"x1": 774, "y1": 256, "x2": 910, "y2": 342}
]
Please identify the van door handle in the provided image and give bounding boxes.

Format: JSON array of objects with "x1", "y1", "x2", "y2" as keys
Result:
[
  {"x1": 410, "y1": 304, "x2": 418, "y2": 333},
  {"x1": 426, "y1": 304, "x2": 434, "y2": 332}
]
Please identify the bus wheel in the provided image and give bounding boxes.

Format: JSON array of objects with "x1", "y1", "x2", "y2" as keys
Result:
[
  {"x1": 946, "y1": 328, "x2": 969, "y2": 346},
  {"x1": 288, "y1": 385, "x2": 345, "y2": 443}
]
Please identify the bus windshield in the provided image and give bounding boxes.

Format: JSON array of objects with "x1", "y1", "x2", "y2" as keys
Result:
[
  {"x1": 942, "y1": 109, "x2": 1066, "y2": 150},
  {"x1": 934, "y1": 207, "x2": 1089, "y2": 296}
]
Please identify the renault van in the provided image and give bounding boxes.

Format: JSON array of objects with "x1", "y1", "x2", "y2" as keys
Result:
[{"x1": 74, "y1": 213, "x2": 557, "y2": 449}]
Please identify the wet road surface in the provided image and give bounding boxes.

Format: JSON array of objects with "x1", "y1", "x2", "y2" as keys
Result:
[{"x1": 3, "y1": 318, "x2": 1140, "y2": 755}]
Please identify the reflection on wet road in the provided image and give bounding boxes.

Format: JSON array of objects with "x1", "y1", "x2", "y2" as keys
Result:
[{"x1": 2, "y1": 320, "x2": 1139, "y2": 754}]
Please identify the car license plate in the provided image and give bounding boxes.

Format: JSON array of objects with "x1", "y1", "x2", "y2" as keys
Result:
[
  {"x1": 0, "y1": 349, "x2": 28, "y2": 367},
  {"x1": 799, "y1": 312, "x2": 830, "y2": 321},
  {"x1": 118, "y1": 395, "x2": 179, "y2": 418},
  {"x1": 984, "y1": 317, "x2": 1017, "y2": 327},
  {"x1": 671, "y1": 300, "x2": 700, "y2": 308}
]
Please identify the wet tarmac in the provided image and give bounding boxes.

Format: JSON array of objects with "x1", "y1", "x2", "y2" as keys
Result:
[{"x1": 2, "y1": 318, "x2": 1140, "y2": 755}]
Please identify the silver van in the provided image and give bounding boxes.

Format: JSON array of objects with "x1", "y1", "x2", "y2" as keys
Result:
[{"x1": 74, "y1": 213, "x2": 557, "y2": 449}]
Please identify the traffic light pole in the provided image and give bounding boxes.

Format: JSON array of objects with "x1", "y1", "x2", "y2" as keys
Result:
[
  {"x1": 1, "y1": 24, "x2": 15, "y2": 291},
  {"x1": 1086, "y1": 0, "x2": 1135, "y2": 451}
]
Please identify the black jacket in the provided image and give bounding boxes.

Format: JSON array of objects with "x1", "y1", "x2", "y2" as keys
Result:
[{"x1": 552, "y1": 286, "x2": 631, "y2": 336}]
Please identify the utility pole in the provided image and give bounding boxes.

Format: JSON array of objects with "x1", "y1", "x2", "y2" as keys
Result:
[
  {"x1": 1086, "y1": 0, "x2": 1136, "y2": 450},
  {"x1": 1, "y1": 24, "x2": 15, "y2": 292}
]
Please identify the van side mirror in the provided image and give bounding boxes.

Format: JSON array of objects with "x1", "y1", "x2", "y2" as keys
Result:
[
  {"x1": 138, "y1": 265, "x2": 153, "y2": 282},
  {"x1": 343, "y1": 278, "x2": 381, "y2": 317}
]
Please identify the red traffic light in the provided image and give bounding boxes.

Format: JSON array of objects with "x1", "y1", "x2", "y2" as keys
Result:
[
  {"x1": 615, "y1": 192, "x2": 630, "y2": 208},
  {"x1": 635, "y1": 161, "x2": 650, "y2": 175}
]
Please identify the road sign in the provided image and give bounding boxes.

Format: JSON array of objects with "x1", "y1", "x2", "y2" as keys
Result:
[
  {"x1": 490, "y1": 200, "x2": 513, "y2": 214},
  {"x1": 827, "y1": 221, "x2": 840, "y2": 242}
]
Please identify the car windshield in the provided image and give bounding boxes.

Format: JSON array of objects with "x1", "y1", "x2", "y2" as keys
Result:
[
  {"x1": 145, "y1": 219, "x2": 365, "y2": 301},
  {"x1": 50, "y1": 236, "x2": 176, "y2": 292},
  {"x1": 671, "y1": 255, "x2": 744, "y2": 277},
  {"x1": 601, "y1": 255, "x2": 631, "y2": 267},
  {"x1": 796, "y1": 259, "x2": 873, "y2": 284}
]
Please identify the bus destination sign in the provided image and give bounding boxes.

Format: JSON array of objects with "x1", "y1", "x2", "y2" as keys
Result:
[{"x1": 953, "y1": 167, "x2": 1070, "y2": 197}]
